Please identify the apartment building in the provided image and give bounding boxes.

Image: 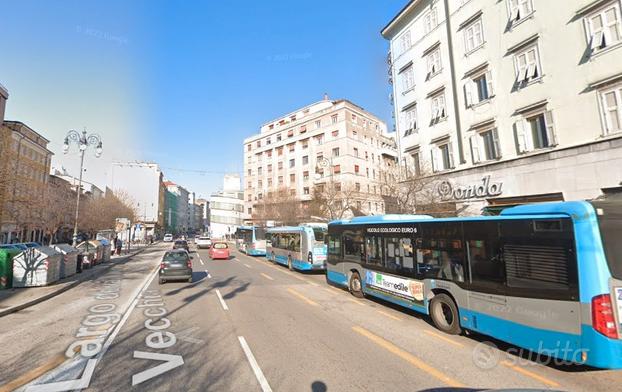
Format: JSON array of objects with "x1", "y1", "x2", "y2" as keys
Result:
[
  {"x1": 0, "y1": 121, "x2": 53, "y2": 243},
  {"x1": 210, "y1": 174, "x2": 246, "y2": 239},
  {"x1": 163, "y1": 181, "x2": 190, "y2": 233},
  {"x1": 243, "y1": 97, "x2": 398, "y2": 219},
  {"x1": 0, "y1": 83, "x2": 7, "y2": 123},
  {"x1": 383, "y1": 0, "x2": 622, "y2": 214}
]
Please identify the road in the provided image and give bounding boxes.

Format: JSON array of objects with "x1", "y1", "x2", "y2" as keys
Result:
[{"x1": 1, "y1": 242, "x2": 622, "y2": 391}]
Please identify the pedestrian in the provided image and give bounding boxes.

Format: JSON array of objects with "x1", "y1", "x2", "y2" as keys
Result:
[
  {"x1": 113, "y1": 236, "x2": 118, "y2": 250},
  {"x1": 116, "y1": 238, "x2": 123, "y2": 255}
]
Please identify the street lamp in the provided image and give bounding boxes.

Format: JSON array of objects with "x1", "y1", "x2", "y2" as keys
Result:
[{"x1": 63, "y1": 129, "x2": 103, "y2": 246}]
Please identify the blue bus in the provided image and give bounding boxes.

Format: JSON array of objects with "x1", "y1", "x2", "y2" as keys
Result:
[
  {"x1": 235, "y1": 226, "x2": 267, "y2": 256},
  {"x1": 325, "y1": 200, "x2": 622, "y2": 369},
  {"x1": 266, "y1": 224, "x2": 327, "y2": 271}
]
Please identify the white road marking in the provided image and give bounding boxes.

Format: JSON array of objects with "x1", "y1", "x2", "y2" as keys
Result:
[
  {"x1": 238, "y1": 336, "x2": 272, "y2": 392},
  {"x1": 199, "y1": 258, "x2": 205, "y2": 265},
  {"x1": 131, "y1": 351, "x2": 184, "y2": 386},
  {"x1": 243, "y1": 263, "x2": 251, "y2": 269},
  {"x1": 215, "y1": 289, "x2": 229, "y2": 311}
]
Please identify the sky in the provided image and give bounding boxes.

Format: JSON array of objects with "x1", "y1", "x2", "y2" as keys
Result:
[{"x1": 0, "y1": 0, "x2": 406, "y2": 199}]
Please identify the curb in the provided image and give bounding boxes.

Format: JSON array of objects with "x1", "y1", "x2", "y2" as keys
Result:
[{"x1": 0, "y1": 246, "x2": 150, "y2": 318}]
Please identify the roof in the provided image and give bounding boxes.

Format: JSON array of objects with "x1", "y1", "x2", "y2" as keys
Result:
[
  {"x1": 381, "y1": 0, "x2": 421, "y2": 38},
  {"x1": 0, "y1": 82, "x2": 8, "y2": 99}
]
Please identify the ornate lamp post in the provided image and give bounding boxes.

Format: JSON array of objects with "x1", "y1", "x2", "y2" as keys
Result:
[{"x1": 63, "y1": 130, "x2": 103, "y2": 246}]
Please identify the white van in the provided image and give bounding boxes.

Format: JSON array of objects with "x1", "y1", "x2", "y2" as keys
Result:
[{"x1": 163, "y1": 233, "x2": 174, "y2": 242}]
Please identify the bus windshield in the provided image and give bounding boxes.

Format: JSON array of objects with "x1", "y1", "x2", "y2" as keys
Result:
[
  {"x1": 312, "y1": 228, "x2": 326, "y2": 242},
  {"x1": 592, "y1": 200, "x2": 622, "y2": 279}
]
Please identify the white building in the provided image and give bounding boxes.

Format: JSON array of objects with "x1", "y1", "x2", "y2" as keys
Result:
[
  {"x1": 383, "y1": 0, "x2": 622, "y2": 214},
  {"x1": 108, "y1": 162, "x2": 165, "y2": 236},
  {"x1": 209, "y1": 174, "x2": 246, "y2": 239},
  {"x1": 243, "y1": 96, "x2": 398, "y2": 219}
]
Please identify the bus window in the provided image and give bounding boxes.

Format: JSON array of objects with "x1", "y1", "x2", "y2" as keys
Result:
[
  {"x1": 278, "y1": 234, "x2": 289, "y2": 249},
  {"x1": 591, "y1": 200, "x2": 622, "y2": 280},
  {"x1": 417, "y1": 222, "x2": 465, "y2": 282},
  {"x1": 312, "y1": 228, "x2": 326, "y2": 242},
  {"x1": 365, "y1": 236, "x2": 383, "y2": 267},
  {"x1": 290, "y1": 234, "x2": 301, "y2": 252},
  {"x1": 328, "y1": 235, "x2": 341, "y2": 256},
  {"x1": 343, "y1": 230, "x2": 364, "y2": 262},
  {"x1": 468, "y1": 239, "x2": 504, "y2": 287},
  {"x1": 384, "y1": 237, "x2": 414, "y2": 274}
]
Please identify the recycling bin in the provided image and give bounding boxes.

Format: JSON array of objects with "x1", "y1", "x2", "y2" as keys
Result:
[
  {"x1": 12, "y1": 246, "x2": 62, "y2": 287},
  {"x1": 98, "y1": 239, "x2": 112, "y2": 262},
  {"x1": 76, "y1": 241, "x2": 96, "y2": 269},
  {"x1": 88, "y1": 240, "x2": 104, "y2": 265},
  {"x1": 0, "y1": 248, "x2": 19, "y2": 289},
  {"x1": 52, "y1": 244, "x2": 79, "y2": 279}
]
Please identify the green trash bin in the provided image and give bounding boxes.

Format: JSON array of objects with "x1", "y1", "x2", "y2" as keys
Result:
[{"x1": 0, "y1": 248, "x2": 19, "y2": 289}]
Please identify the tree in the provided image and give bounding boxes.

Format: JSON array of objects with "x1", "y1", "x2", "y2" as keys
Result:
[
  {"x1": 308, "y1": 179, "x2": 361, "y2": 221},
  {"x1": 378, "y1": 161, "x2": 455, "y2": 217},
  {"x1": 253, "y1": 187, "x2": 303, "y2": 225},
  {"x1": 78, "y1": 190, "x2": 137, "y2": 237},
  {"x1": 42, "y1": 176, "x2": 75, "y2": 244}
]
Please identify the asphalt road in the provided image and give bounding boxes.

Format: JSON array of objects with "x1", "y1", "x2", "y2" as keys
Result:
[{"x1": 2, "y1": 243, "x2": 622, "y2": 391}]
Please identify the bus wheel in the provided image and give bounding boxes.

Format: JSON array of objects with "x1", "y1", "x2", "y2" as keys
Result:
[
  {"x1": 288, "y1": 256, "x2": 293, "y2": 270},
  {"x1": 349, "y1": 272, "x2": 364, "y2": 298},
  {"x1": 429, "y1": 294, "x2": 461, "y2": 335}
]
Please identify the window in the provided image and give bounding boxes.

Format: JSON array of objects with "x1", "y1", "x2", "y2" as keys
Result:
[
  {"x1": 278, "y1": 161, "x2": 283, "y2": 169},
  {"x1": 277, "y1": 147, "x2": 283, "y2": 156},
  {"x1": 355, "y1": 182, "x2": 361, "y2": 191},
  {"x1": 352, "y1": 130, "x2": 357, "y2": 138},
  {"x1": 332, "y1": 130, "x2": 339, "y2": 137},
  {"x1": 303, "y1": 187, "x2": 310, "y2": 195},
  {"x1": 514, "y1": 45, "x2": 542, "y2": 86},
  {"x1": 315, "y1": 119, "x2": 321, "y2": 129},
  {"x1": 317, "y1": 152, "x2": 323, "y2": 161},
  {"x1": 470, "y1": 128, "x2": 501, "y2": 163},
  {"x1": 328, "y1": 235, "x2": 341, "y2": 256},
  {"x1": 366, "y1": 167, "x2": 369, "y2": 177},
  {"x1": 257, "y1": 166, "x2": 263, "y2": 175},
  {"x1": 430, "y1": 93, "x2": 447, "y2": 123},
  {"x1": 268, "y1": 178, "x2": 272, "y2": 187},
  {"x1": 289, "y1": 159, "x2": 295, "y2": 168},
  {"x1": 247, "y1": 144, "x2": 251, "y2": 152},
  {"x1": 288, "y1": 143, "x2": 295, "y2": 152},
  {"x1": 331, "y1": 114, "x2": 338, "y2": 124},
  {"x1": 287, "y1": 130, "x2": 294, "y2": 137},
  {"x1": 400, "y1": 29, "x2": 412, "y2": 54},
  {"x1": 302, "y1": 139, "x2": 309, "y2": 149},
  {"x1": 508, "y1": 0, "x2": 534, "y2": 23},
  {"x1": 256, "y1": 140, "x2": 261, "y2": 148},
  {"x1": 354, "y1": 147, "x2": 359, "y2": 157},
  {"x1": 354, "y1": 164, "x2": 360, "y2": 173},
  {"x1": 289, "y1": 189, "x2": 296, "y2": 196},
  {"x1": 464, "y1": 18, "x2": 484, "y2": 53},
  {"x1": 416, "y1": 222, "x2": 465, "y2": 282},
  {"x1": 426, "y1": 48, "x2": 441, "y2": 77},
  {"x1": 343, "y1": 230, "x2": 363, "y2": 262},
  {"x1": 266, "y1": 138, "x2": 271, "y2": 145},
  {"x1": 402, "y1": 106, "x2": 417, "y2": 136},
  {"x1": 267, "y1": 150, "x2": 272, "y2": 158},
  {"x1": 514, "y1": 110, "x2": 556, "y2": 153},
  {"x1": 314, "y1": 134, "x2": 324, "y2": 145},
  {"x1": 351, "y1": 113, "x2": 357, "y2": 122},
  {"x1": 300, "y1": 125, "x2": 307, "y2": 133},
  {"x1": 585, "y1": 2, "x2": 622, "y2": 53},
  {"x1": 431, "y1": 142, "x2": 454, "y2": 172},
  {"x1": 247, "y1": 169, "x2": 251, "y2": 176},
  {"x1": 269, "y1": 124, "x2": 274, "y2": 130},
  {"x1": 278, "y1": 176, "x2": 284, "y2": 185},
  {"x1": 302, "y1": 155, "x2": 309, "y2": 165},
  {"x1": 411, "y1": 151, "x2": 421, "y2": 176},
  {"x1": 258, "y1": 180, "x2": 263, "y2": 188},
  {"x1": 333, "y1": 164, "x2": 341, "y2": 174},
  {"x1": 332, "y1": 147, "x2": 340, "y2": 157},
  {"x1": 465, "y1": 71, "x2": 494, "y2": 107},
  {"x1": 290, "y1": 173, "x2": 295, "y2": 182},
  {"x1": 424, "y1": 8, "x2": 438, "y2": 34},
  {"x1": 276, "y1": 133, "x2": 282, "y2": 141},
  {"x1": 247, "y1": 194, "x2": 252, "y2": 201},
  {"x1": 401, "y1": 65, "x2": 415, "y2": 91},
  {"x1": 303, "y1": 171, "x2": 309, "y2": 180},
  {"x1": 600, "y1": 85, "x2": 622, "y2": 134}
]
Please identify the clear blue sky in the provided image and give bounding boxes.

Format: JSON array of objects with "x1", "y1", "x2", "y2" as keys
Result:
[{"x1": 0, "y1": 0, "x2": 406, "y2": 199}]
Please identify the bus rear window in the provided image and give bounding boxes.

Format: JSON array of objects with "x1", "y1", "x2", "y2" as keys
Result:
[
  {"x1": 592, "y1": 200, "x2": 622, "y2": 279},
  {"x1": 313, "y1": 228, "x2": 326, "y2": 242}
]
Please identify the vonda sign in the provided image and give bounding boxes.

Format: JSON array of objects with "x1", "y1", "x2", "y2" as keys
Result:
[{"x1": 437, "y1": 175, "x2": 502, "y2": 201}]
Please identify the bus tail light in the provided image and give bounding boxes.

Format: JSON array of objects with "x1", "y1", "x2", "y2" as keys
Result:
[{"x1": 592, "y1": 294, "x2": 618, "y2": 339}]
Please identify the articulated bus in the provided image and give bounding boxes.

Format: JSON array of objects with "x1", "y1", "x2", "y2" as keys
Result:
[
  {"x1": 325, "y1": 200, "x2": 622, "y2": 369},
  {"x1": 266, "y1": 223, "x2": 327, "y2": 271},
  {"x1": 235, "y1": 226, "x2": 267, "y2": 256}
]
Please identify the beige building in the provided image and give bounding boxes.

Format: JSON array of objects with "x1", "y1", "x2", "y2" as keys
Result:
[
  {"x1": 383, "y1": 0, "x2": 622, "y2": 214},
  {"x1": 0, "y1": 121, "x2": 53, "y2": 243},
  {"x1": 243, "y1": 97, "x2": 398, "y2": 220},
  {"x1": 0, "y1": 83, "x2": 7, "y2": 124}
]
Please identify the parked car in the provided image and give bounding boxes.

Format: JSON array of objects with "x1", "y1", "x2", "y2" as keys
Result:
[
  {"x1": 208, "y1": 242, "x2": 230, "y2": 260},
  {"x1": 173, "y1": 240, "x2": 189, "y2": 252},
  {"x1": 196, "y1": 236, "x2": 212, "y2": 249},
  {"x1": 159, "y1": 250, "x2": 193, "y2": 284},
  {"x1": 163, "y1": 233, "x2": 174, "y2": 242}
]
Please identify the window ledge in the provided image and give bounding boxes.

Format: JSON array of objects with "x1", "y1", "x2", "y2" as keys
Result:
[
  {"x1": 465, "y1": 42, "x2": 486, "y2": 57},
  {"x1": 427, "y1": 69, "x2": 443, "y2": 81},
  {"x1": 469, "y1": 97, "x2": 494, "y2": 109},
  {"x1": 590, "y1": 41, "x2": 622, "y2": 60},
  {"x1": 520, "y1": 145, "x2": 557, "y2": 156},
  {"x1": 516, "y1": 75, "x2": 545, "y2": 90},
  {"x1": 401, "y1": 86, "x2": 416, "y2": 95},
  {"x1": 508, "y1": 11, "x2": 535, "y2": 30},
  {"x1": 431, "y1": 116, "x2": 449, "y2": 126}
]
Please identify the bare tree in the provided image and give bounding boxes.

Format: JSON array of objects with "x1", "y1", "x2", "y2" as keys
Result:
[
  {"x1": 309, "y1": 179, "x2": 360, "y2": 221},
  {"x1": 79, "y1": 190, "x2": 137, "y2": 237},
  {"x1": 253, "y1": 187, "x2": 303, "y2": 225},
  {"x1": 42, "y1": 176, "x2": 75, "y2": 244}
]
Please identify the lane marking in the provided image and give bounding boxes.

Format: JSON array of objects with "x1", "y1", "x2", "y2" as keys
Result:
[
  {"x1": 238, "y1": 336, "x2": 272, "y2": 392},
  {"x1": 0, "y1": 347, "x2": 80, "y2": 392},
  {"x1": 287, "y1": 288, "x2": 319, "y2": 307},
  {"x1": 423, "y1": 330, "x2": 464, "y2": 348},
  {"x1": 215, "y1": 289, "x2": 229, "y2": 311},
  {"x1": 304, "y1": 279, "x2": 319, "y2": 287},
  {"x1": 501, "y1": 360, "x2": 561, "y2": 388},
  {"x1": 243, "y1": 263, "x2": 252, "y2": 269},
  {"x1": 260, "y1": 273, "x2": 274, "y2": 281},
  {"x1": 352, "y1": 326, "x2": 464, "y2": 388},
  {"x1": 377, "y1": 310, "x2": 402, "y2": 322},
  {"x1": 199, "y1": 258, "x2": 205, "y2": 265}
]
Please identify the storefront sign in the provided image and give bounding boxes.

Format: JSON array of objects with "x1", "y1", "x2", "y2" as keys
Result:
[
  {"x1": 365, "y1": 270, "x2": 424, "y2": 303},
  {"x1": 437, "y1": 175, "x2": 503, "y2": 201}
]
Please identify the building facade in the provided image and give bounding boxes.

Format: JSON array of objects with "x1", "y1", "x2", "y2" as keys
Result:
[
  {"x1": 196, "y1": 198, "x2": 210, "y2": 234},
  {"x1": 164, "y1": 181, "x2": 190, "y2": 234},
  {"x1": 0, "y1": 83, "x2": 7, "y2": 124},
  {"x1": 243, "y1": 97, "x2": 398, "y2": 220},
  {"x1": 383, "y1": 0, "x2": 622, "y2": 213},
  {"x1": 108, "y1": 162, "x2": 166, "y2": 237},
  {"x1": 164, "y1": 187, "x2": 179, "y2": 234},
  {"x1": 0, "y1": 121, "x2": 53, "y2": 243},
  {"x1": 209, "y1": 174, "x2": 246, "y2": 239}
]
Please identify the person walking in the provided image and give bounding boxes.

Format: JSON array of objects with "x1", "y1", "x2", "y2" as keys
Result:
[{"x1": 116, "y1": 238, "x2": 123, "y2": 255}]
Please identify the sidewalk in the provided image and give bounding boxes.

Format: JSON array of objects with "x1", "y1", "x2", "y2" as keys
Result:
[{"x1": 0, "y1": 243, "x2": 152, "y2": 318}]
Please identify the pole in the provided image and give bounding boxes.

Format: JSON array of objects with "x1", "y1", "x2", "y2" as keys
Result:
[{"x1": 72, "y1": 149, "x2": 85, "y2": 246}]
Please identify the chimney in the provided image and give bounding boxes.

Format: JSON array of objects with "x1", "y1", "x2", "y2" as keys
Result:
[{"x1": 323, "y1": 92, "x2": 329, "y2": 101}]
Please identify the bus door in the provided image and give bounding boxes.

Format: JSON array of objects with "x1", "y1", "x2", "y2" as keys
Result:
[
  {"x1": 464, "y1": 221, "x2": 510, "y2": 340},
  {"x1": 500, "y1": 219, "x2": 581, "y2": 357},
  {"x1": 326, "y1": 233, "x2": 346, "y2": 286}
]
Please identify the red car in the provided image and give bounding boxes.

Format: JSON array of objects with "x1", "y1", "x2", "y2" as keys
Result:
[{"x1": 209, "y1": 242, "x2": 230, "y2": 260}]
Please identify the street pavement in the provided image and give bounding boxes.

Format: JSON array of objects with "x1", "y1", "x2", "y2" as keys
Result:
[{"x1": 2, "y1": 243, "x2": 622, "y2": 391}]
